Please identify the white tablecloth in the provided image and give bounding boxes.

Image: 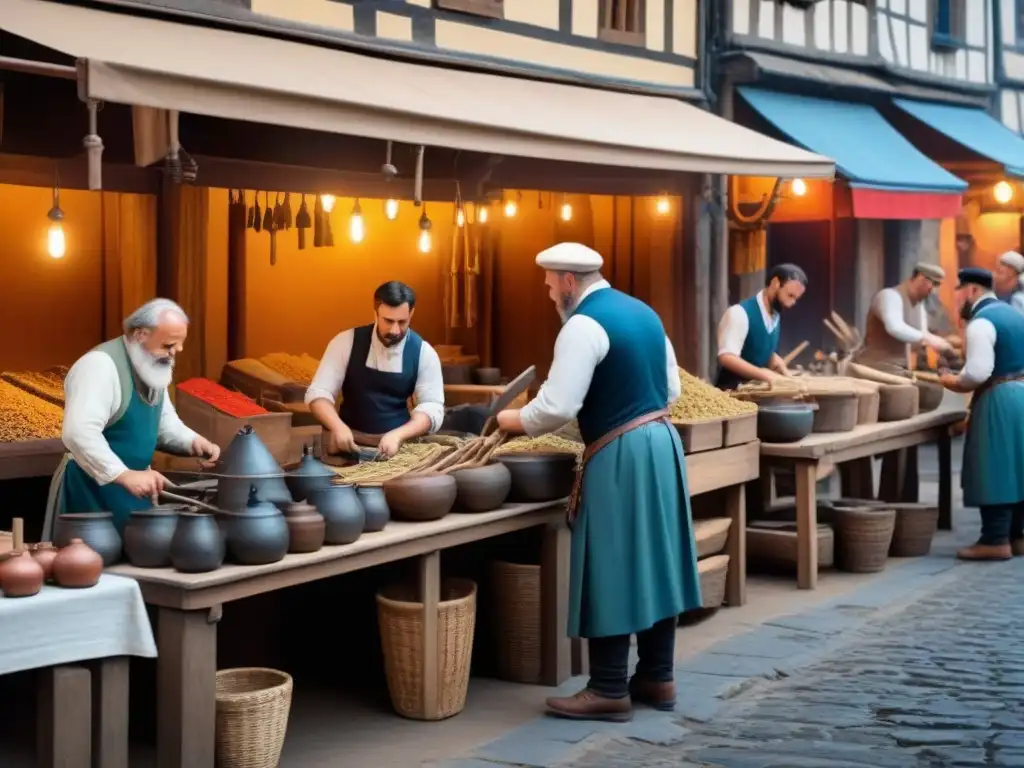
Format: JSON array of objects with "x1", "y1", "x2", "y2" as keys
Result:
[{"x1": 0, "y1": 574, "x2": 157, "y2": 675}]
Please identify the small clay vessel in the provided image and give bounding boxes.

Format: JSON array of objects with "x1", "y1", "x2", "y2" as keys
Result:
[
  {"x1": 286, "y1": 444, "x2": 336, "y2": 502},
  {"x1": 309, "y1": 484, "x2": 365, "y2": 545},
  {"x1": 284, "y1": 502, "x2": 326, "y2": 553},
  {"x1": 383, "y1": 472, "x2": 457, "y2": 522},
  {"x1": 53, "y1": 512, "x2": 123, "y2": 566},
  {"x1": 0, "y1": 549, "x2": 45, "y2": 597},
  {"x1": 223, "y1": 487, "x2": 290, "y2": 566},
  {"x1": 169, "y1": 513, "x2": 225, "y2": 574},
  {"x1": 52, "y1": 539, "x2": 104, "y2": 589},
  {"x1": 356, "y1": 486, "x2": 390, "y2": 532},
  {"x1": 124, "y1": 509, "x2": 179, "y2": 568},
  {"x1": 30, "y1": 542, "x2": 59, "y2": 582},
  {"x1": 452, "y1": 462, "x2": 512, "y2": 513}
]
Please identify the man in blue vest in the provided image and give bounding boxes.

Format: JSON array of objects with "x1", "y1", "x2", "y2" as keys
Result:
[
  {"x1": 994, "y1": 251, "x2": 1024, "y2": 314},
  {"x1": 497, "y1": 242, "x2": 701, "y2": 722},
  {"x1": 940, "y1": 267, "x2": 1024, "y2": 560},
  {"x1": 51, "y1": 299, "x2": 221, "y2": 534},
  {"x1": 305, "y1": 281, "x2": 444, "y2": 458},
  {"x1": 715, "y1": 263, "x2": 808, "y2": 390}
]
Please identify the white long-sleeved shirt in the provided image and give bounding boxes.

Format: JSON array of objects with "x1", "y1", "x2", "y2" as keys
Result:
[
  {"x1": 717, "y1": 291, "x2": 780, "y2": 358},
  {"x1": 873, "y1": 287, "x2": 928, "y2": 344},
  {"x1": 62, "y1": 351, "x2": 199, "y2": 485},
  {"x1": 304, "y1": 326, "x2": 444, "y2": 433},
  {"x1": 960, "y1": 294, "x2": 999, "y2": 387},
  {"x1": 520, "y1": 281, "x2": 681, "y2": 436}
]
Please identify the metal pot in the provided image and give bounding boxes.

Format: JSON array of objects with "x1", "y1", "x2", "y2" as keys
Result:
[
  {"x1": 309, "y1": 484, "x2": 365, "y2": 545},
  {"x1": 222, "y1": 488, "x2": 289, "y2": 566},
  {"x1": 495, "y1": 453, "x2": 576, "y2": 503},
  {"x1": 355, "y1": 486, "x2": 390, "y2": 532},
  {"x1": 169, "y1": 512, "x2": 225, "y2": 573},
  {"x1": 756, "y1": 403, "x2": 816, "y2": 443},
  {"x1": 215, "y1": 426, "x2": 292, "y2": 510},
  {"x1": 286, "y1": 444, "x2": 336, "y2": 501},
  {"x1": 123, "y1": 508, "x2": 179, "y2": 568},
  {"x1": 54, "y1": 512, "x2": 123, "y2": 566}
]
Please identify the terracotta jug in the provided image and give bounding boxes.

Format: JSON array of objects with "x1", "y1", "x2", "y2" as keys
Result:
[
  {"x1": 53, "y1": 538, "x2": 104, "y2": 589},
  {"x1": 0, "y1": 549, "x2": 45, "y2": 597},
  {"x1": 31, "y1": 543, "x2": 58, "y2": 582}
]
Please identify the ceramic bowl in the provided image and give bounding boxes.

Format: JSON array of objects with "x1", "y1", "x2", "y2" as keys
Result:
[
  {"x1": 383, "y1": 472, "x2": 458, "y2": 522},
  {"x1": 495, "y1": 452, "x2": 577, "y2": 503},
  {"x1": 452, "y1": 462, "x2": 512, "y2": 513}
]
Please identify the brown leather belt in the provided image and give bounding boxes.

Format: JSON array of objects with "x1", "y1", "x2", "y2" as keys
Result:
[
  {"x1": 975, "y1": 371, "x2": 1024, "y2": 400},
  {"x1": 566, "y1": 409, "x2": 670, "y2": 527}
]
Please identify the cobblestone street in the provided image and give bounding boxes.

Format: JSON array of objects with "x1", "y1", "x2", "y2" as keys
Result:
[{"x1": 564, "y1": 559, "x2": 1024, "y2": 768}]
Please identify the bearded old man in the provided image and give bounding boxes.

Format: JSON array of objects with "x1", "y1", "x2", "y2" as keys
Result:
[
  {"x1": 994, "y1": 250, "x2": 1024, "y2": 314},
  {"x1": 46, "y1": 299, "x2": 220, "y2": 536},
  {"x1": 496, "y1": 242, "x2": 701, "y2": 722}
]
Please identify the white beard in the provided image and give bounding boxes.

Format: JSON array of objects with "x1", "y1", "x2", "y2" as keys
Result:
[{"x1": 125, "y1": 339, "x2": 175, "y2": 392}]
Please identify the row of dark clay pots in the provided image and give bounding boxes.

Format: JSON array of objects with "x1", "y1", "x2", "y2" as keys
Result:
[{"x1": 0, "y1": 539, "x2": 104, "y2": 597}]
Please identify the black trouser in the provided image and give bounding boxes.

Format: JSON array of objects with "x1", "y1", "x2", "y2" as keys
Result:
[
  {"x1": 979, "y1": 502, "x2": 1024, "y2": 545},
  {"x1": 586, "y1": 617, "x2": 676, "y2": 699}
]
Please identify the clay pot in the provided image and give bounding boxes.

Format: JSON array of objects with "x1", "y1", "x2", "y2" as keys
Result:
[
  {"x1": 0, "y1": 549, "x2": 45, "y2": 597},
  {"x1": 309, "y1": 484, "x2": 365, "y2": 545},
  {"x1": 124, "y1": 509, "x2": 179, "y2": 568},
  {"x1": 383, "y1": 472, "x2": 457, "y2": 522},
  {"x1": 223, "y1": 487, "x2": 290, "y2": 565},
  {"x1": 169, "y1": 513, "x2": 225, "y2": 574},
  {"x1": 30, "y1": 543, "x2": 58, "y2": 582},
  {"x1": 474, "y1": 367, "x2": 502, "y2": 386},
  {"x1": 496, "y1": 453, "x2": 577, "y2": 503},
  {"x1": 52, "y1": 539, "x2": 104, "y2": 589},
  {"x1": 356, "y1": 486, "x2": 390, "y2": 532},
  {"x1": 284, "y1": 502, "x2": 326, "y2": 554},
  {"x1": 286, "y1": 444, "x2": 336, "y2": 501},
  {"x1": 53, "y1": 512, "x2": 122, "y2": 566},
  {"x1": 215, "y1": 426, "x2": 292, "y2": 510},
  {"x1": 452, "y1": 462, "x2": 512, "y2": 513}
]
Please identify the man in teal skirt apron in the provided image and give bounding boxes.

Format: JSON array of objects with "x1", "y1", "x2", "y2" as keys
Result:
[
  {"x1": 497, "y1": 243, "x2": 701, "y2": 722},
  {"x1": 939, "y1": 268, "x2": 1024, "y2": 560},
  {"x1": 49, "y1": 299, "x2": 221, "y2": 535}
]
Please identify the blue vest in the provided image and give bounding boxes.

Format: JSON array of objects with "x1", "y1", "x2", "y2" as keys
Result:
[
  {"x1": 572, "y1": 288, "x2": 668, "y2": 446},
  {"x1": 971, "y1": 298, "x2": 1024, "y2": 378},
  {"x1": 715, "y1": 294, "x2": 781, "y2": 390},
  {"x1": 339, "y1": 325, "x2": 422, "y2": 434}
]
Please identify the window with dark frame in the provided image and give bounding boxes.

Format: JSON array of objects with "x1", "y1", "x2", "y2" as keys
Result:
[
  {"x1": 433, "y1": 0, "x2": 504, "y2": 21},
  {"x1": 932, "y1": 0, "x2": 967, "y2": 49},
  {"x1": 599, "y1": 0, "x2": 645, "y2": 47},
  {"x1": 1017, "y1": 0, "x2": 1024, "y2": 44}
]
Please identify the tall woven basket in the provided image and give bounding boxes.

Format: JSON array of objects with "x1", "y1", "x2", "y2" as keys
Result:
[
  {"x1": 888, "y1": 503, "x2": 939, "y2": 557},
  {"x1": 491, "y1": 561, "x2": 542, "y2": 684},
  {"x1": 377, "y1": 578, "x2": 477, "y2": 721},
  {"x1": 834, "y1": 506, "x2": 896, "y2": 573},
  {"x1": 215, "y1": 668, "x2": 293, "y2": 768}
]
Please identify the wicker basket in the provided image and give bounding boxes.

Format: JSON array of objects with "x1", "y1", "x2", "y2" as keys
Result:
[
  {"x1": 888, "y1": 503, "x2": 939, "y2": 557},
  {"x1": 491, "y1": 562, "x2": 541, "y2": 684},
  {"x1": 747, "y1": 522, "x2": 835, "y2": 568},
  {"x1": 698, "y1": 555, "x2": 730, "y2": 608},
  {"x1": 694, "y1": 518, "x2": 732, "y2": 558},
  {"x1": 215, "y1": 668, "x2": 293, "y2": 768},
  {"x1": 878, "y1": 385, "x2": 919, "y2": 421},
  {"x1": 377, "y1": 578, "x2": 477, "y2": 721},
  {"x1": 833, "y1": 506, "x2": 896, "y2": 573}
]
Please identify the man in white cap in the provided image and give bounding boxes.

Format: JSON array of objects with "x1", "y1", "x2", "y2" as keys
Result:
[
  {"x1": 496, "y1": 242, "x2": 701, "y2": 722},
  {"x1": 995, "y1": 250, "x2": 1024, "y2": 314}
]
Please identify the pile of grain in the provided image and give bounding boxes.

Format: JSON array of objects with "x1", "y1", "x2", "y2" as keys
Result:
[
  {"x1": 672, "y1": 369, "x2": 758, "y2": 420},
  {"x1": 0, "y1": 381, "x2": 63, "y2": 442},
  {"x1": 259, "y1": 353, "x2": 321, "y2": 385},
  {"x1": 1, "y1": 369, "x2": 66, "y2": 407},
  {"x1": 496, "y1": 435, "x2": 583, "y2": 457},
  {"x1": 329, "y1": 442, "x2": 447, "y2": 485}
]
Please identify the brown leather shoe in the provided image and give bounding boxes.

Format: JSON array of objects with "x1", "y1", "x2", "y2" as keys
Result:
[
  {"x1": 545, "y1": 688, "x2": 633, "y2": 722},
  {"x1": 956, "y1": 542, "x2": 1013, "y2": 561},
  {"x1": 628, "y1": 676, "x2": 676, "y2": 711},
  {"x1": 1012, "y1": 539, "x2": 1024, "y2": 556}
]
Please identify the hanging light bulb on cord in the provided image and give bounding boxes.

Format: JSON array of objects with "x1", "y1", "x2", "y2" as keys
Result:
[
  {"x1": 384, "y1": 198, "x2": 399, "y2": 220},
  {"x1": 418, "y1": 209, "x2": 433, "y2": 253},
  {"x1": 655, "y1": 196, "x2": 671, "y2": 215},
  {"x1": 47, "y1": 179, "x2": 65, "y2": 259},
  {"x1": 560, "y1": 194, "x2": 573, "y2": 222},
  {"x1": 478, "y1": 204, "x2": 489, "y2": 224},
  {"x1": 456, "y1": 205, "x2": 466, "y2": 228},
  {"x1": 321, "y1": 194, "x2": 336, "y2": 214},
  {"x1": 349, "y1": 198, "x2": 365, "y2": 243},
  {"x1": 504, "y1": 193, "x2": 518, "y2": 218}
]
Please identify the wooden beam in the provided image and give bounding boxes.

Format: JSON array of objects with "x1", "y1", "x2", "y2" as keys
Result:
[{"x1": 0, "y1": 153, "x2": 158, "y2": 195}]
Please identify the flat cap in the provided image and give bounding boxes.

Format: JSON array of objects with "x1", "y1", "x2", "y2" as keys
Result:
[
  {"x1": 999, "y1": 250, "x2": 1024, "y2": 273},
  {"x1": 957, "y1": 267, "x2": 994, "y2": 291},
  {"x1": 535, "y1": 242, "x2": 604, "y2": 272},
  {"x1": 913, "y1": 262, "x2": 946, "y2": 284}
]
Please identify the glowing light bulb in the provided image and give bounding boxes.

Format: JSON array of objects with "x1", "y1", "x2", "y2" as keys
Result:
[
  {"x1": 791, "y1": 178, "x2": 807, "y2": 197},
  {"x1": 994, "y1": 181, "x2": 1014, "y2": 205},
  {"x1": 384, "y1": 198, "x2": 399, "y2": 220},
  {"x1": 456, "y1": 207, "x2": 466, "y2": 227},
  {"x1": 478, "y1": 206, "x2": 489, "y2": 224},
  {"x1": 418, "y1": 229, "x2": 432, "y2": 253},
  {"x1": 560, "y1": 202, "x2": 573, "y2": 222},
  {"x1": 349, "y1": 200, "x2": 365, "y2": 244},
  {"x1": 504, "y1": 199, "x2": 518, "y2": 217},
  {"x1": 321, "y1": 194, "x2": 336, "y2": 213},
  {"x1": 655, "y1": 197, "x2": 671, "y2": 215},
  {"x1": 47, "y1": 222, "x2": 65, "y2": 259}
]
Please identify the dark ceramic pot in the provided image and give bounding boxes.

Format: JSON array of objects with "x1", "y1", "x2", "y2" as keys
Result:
[
  {"x1": 54, "y1": 512, "x2": 123, "y2": 566},
  {"x1": 169, "y1": 512, "x2": 225, "y2": 573},
  {"x1": 124, "y1": 509, "x2": 179, "y2": 568},
  {"x1": 452, "y1": 462, "x2": 512, "y2": 513},
  {"x1": 284, "y1": 502, "x2": 326, "y2": 554},
  {"x1": 383, "y1": 472, "x2": 458, "y2": 521},
  {"x1": 223, "y1": 487, "x2": 290, "y2": 565},
  {"x1": 215, "y1": 425, "x2": 292, "y2": 510},
  {"x1": 495, "y1": 453, "x2": 576, "y2": 503},
  {"x1": 355, "y1": 486, "x2": 390, "y2": 532},
  {"x1": 286, "y1": 444, "x2": 336, "y2": 501},
  {"x1": 309, "y1": 484, "x2": 365, "y2": 545}
]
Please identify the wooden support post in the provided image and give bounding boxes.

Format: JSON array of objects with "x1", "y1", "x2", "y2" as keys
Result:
[
  {"x1": 794, "y1": 461, "x2": 819, "y2": 590},
  {"x1": 725, "y1": 483, "x2": 747, "y2": 607},
  {"x1": 89, "y1": 656, "x2": 130, "y2": 768},
  {"x1": 540, "y1": 522, "x2": 571, "y2": 686},
  {"x1": 419, "y1": 550, "x2": 441, "y2": 720},
  {"x1": 157, "y1": 607, "x2": 218, "y2": 768},
  {"x1": 37, "y1": 665, "x2": 91, "y2": 768},
  {"x1": 938, "y1": 431, "x2": 953, "y2": 530},
  {"x1": 839, "y1": 457, "x2": 875, "y2": 499},
  {"x1": 570, "y1": 638, "x2": 589, "y2": 678}
]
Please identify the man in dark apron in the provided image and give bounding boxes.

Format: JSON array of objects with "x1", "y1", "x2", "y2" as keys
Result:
[{"x1": 305, "y1": 281, "x2": 445, "y2": 457}]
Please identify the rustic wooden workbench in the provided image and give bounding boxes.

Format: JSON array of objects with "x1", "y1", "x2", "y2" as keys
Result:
[
  {"x1": 758, "y1": 407, "x2": 967, "y2": 590},
  {"x1": 0, "y1": 438, "x2": 64, "y2": 480},
  {"x1": 109, "y1": 501, "x2": 569, "y2": 768}
]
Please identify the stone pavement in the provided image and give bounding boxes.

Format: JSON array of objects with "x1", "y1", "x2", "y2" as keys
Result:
[{"x1": 436, "y1": 553, "x2": 1024, "y2": 768}]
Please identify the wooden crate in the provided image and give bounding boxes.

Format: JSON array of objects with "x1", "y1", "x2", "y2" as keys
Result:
[
  {"x1": 444, "y1": 384, "x2": 528, "y2": 409},
  {"x1": 747, "y1": 522, "x2": 834, "y2": 568},
  {"x1": 674, "y1": 418, "x2": 725, "y2": 453},
  {"x1": 174, "y1": 388, "x2": 293, "y2": 464},
  {"x1": 289, "y1": 425, "x2": 324, "y2": 465},
  {"x1": 219, "y1": 359, "x2": 306, "y2": 404},
  {"x1": 723, "y1": 413, "x2": 757, "y2": 446}
]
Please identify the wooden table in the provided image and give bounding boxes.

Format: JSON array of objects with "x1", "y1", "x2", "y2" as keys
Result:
[
  {"x1": 109, "y1": 501, "x2": 569, "y2": 768},
  {"x1": 0, "y1": 438, "x2": 64, "y2": 480},
  {"x1": 758, "y1": 407, "x2": 967, "y2": 590}
]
